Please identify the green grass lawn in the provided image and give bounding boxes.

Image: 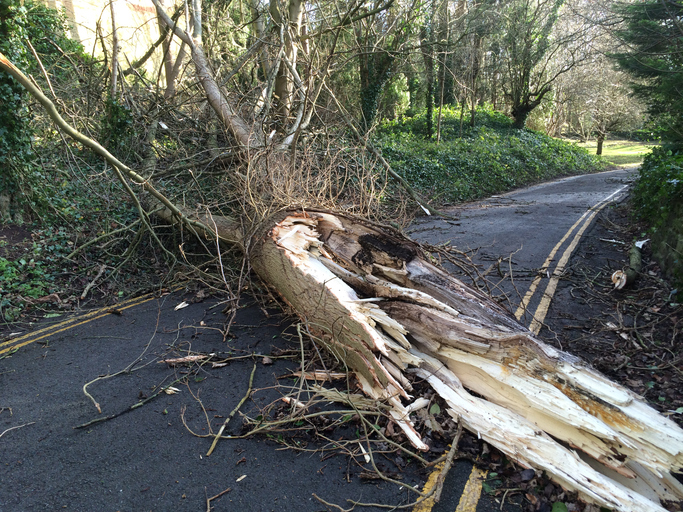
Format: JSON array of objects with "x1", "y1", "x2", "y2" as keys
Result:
[{"x1": 572, "y1": 139, "x2": 658, "y2": 167}]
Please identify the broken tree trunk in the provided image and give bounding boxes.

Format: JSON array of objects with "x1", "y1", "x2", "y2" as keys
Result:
[
  {"x1": 3, "y1": 49, "x2": 682, "y2": 511},
  {"x1": 248, "y1": 210, "x2": 683, "y2": 512}
]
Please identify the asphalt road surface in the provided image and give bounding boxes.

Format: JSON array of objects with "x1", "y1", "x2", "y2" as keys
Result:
[
  {"x1": 0, "y1": 168, "x2": 636, "y2": 512},
  {"x1": 408, "y1": 167, "x2": 637, "y2": 334}
]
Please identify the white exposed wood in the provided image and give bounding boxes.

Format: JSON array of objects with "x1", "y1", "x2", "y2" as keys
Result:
[{"x1": 249, "y1": 210, "x2": 683, "y2": 511}]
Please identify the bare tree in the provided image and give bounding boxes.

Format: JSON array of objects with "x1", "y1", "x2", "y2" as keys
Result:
[{"x1": 494, "y1": 0, "x2": 586, "y2": 129}]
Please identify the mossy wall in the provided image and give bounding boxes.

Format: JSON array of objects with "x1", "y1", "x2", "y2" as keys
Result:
[{"x1": 652, "y1": 201, "x2": 683, "y2": 292}]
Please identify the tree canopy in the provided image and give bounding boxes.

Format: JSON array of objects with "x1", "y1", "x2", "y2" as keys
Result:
[{"x1": 613, "y1": 0, "x2": 683, "y2": 143}]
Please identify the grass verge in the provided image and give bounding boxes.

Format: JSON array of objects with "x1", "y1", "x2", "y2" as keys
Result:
[{"x1": 571, "y1": 138, "x2": 657, "y2": 168}]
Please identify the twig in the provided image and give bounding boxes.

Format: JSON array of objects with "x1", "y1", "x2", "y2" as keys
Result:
[
  {"x1": 0, "y1": 421, "x2": 35, "y2": 439},
  {"x1": 312, "y1": 494, "x2": 355, "y2": 512},
  {"x1": 74, "y1": 376, "x2": 186, "y2": 429},
  {"x1": 82, "y1": 375, "x2": 105, "y2": 413},
  {"x1": 25, "y1": 38, "x2": 56, "y2": 98},
  {"x1": 206, "y1": 486, "x2": 231, "y2": 511},
  {"x1": 433, "y1": 422, "x2": 463, "y2": 503},
  {"x1": 66, "y1": 219, "x2": 141, "y2": 260},
  {"x1": 80, "y1": 264, "x2": 107, "y2": 300},
  {"x1": 206, "y1": 362, "x2": 257, "y2": 456},
  {"x1": 81, "y1": 307, "x2": 163, "y2": 414}
]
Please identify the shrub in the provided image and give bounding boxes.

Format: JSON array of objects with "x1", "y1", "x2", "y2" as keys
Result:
[
  {"x1": 377, "y1": 107, "x2": 604, "y2": 204},
  {"x1": 631, "y1": 145, "x2": 683, "y2": 230}
]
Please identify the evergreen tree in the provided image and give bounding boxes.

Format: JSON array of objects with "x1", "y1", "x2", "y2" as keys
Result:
[{"x1": 613, "y1": 0, "x2": 683, "y2": 143}]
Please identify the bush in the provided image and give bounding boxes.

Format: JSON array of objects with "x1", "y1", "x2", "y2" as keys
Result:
[
  {"x1": 631, "y1": 145, "x2": 683, "y2": 230},
  {"x1": 377, "y1": 106, "x2": 604, "y2": 204}
]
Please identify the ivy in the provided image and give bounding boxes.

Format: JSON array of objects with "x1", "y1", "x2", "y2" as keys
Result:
[
  {"x1": 631, "y1": 145, "x2": 683, "y2": 231},
  {"x1": 377, "y1": 106, "x2": 604, "y2": 204},
  {"x1": 0, "y1": 0, "x2": 33, "y2": 206}
]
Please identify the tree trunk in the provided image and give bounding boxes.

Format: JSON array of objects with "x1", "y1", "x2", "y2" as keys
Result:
[
  {"x1": 421, "y1": 20, "x2": 435, "y2": 139},
  {"x1": 109, "y1": 0, "x2": 119, "y2": 100},
  {"x1": 596, "y1": 132, "x2": 605, "y2": 156},
  {"x1": 245, "y1": 209, "x2": 683, "y2": 511}
]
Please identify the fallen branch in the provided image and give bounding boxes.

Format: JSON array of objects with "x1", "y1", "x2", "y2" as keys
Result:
[
  {"x1": 206, "y1": 486, "x2": 231, "y2": 512},
  {"x1": 80, "y1": 264, "x2": 107, "y2": 300},
  {"x1": 612, "y1": 242, "x2": 644, "y2": 290},
  {"x1": 206, "y1": 362, "x2": 256, "y2": 456},
  {"x1": 74, "y1": 376, "x2": 186, "y2": 429}
]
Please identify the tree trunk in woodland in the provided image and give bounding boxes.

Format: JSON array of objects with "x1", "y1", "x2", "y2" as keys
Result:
[
  {"x1": 421, "y1": 19, "x2": 435, "y2": 139},
  {"x1": 596, "y1": 132, "x2": 605, "y2": 156}
]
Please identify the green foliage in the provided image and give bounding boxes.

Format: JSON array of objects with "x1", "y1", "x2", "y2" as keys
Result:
[
  {"x1": 101, "y1": 97, "x2": 134, "y2": 151},
  {"x1": 381, "y1": 105, "x2": 512, "y2": 138},
  {"x1": 0, "y1": 0, "x2": 88, "y2": 218},
  {"x1": 0, "y1": 251, "x2": 51, "y2": 322},
  {"x1": 613, "y1": 1, "x2": 683, "y2": 143},
  {"x1": 631, "y1": 145, "x2": 683, "y2": 230},
  {"x1": 0, "y1": 0, "x2": 33, "y2": 201},
  {"x1": 377, "y1": 107, "x2": 604, "y2": 204}
]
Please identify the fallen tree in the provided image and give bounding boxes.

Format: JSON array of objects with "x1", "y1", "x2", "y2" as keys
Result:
[{"x1": 3, "y1": 31, "x2": 683, "y2": 512}]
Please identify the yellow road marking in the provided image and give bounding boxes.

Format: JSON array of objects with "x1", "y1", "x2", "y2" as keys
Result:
[
  {"x1": 412, "y1": 459, "x2": 446, "y2": 512},
  {"x1": 514, "y1": 188, "x2": 624, "y2": 321},
  {"x1": 524, "y1": 186, "x2": 627, "y2": 334},
  {"x1": 456, "y1": 467, "x2": 488, "y2": 512},
  {"x1": 412, "y1": 463, "x2": 487, "y2": 512},
  {"x1": 0, "y1": 287, "x2": 182, "y2": 355},
  {"x1": 514, "y1": 209, "x2": 594, "y2": 321}
]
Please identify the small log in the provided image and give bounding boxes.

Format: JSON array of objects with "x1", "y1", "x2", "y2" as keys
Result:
[{"x1": 612, "y1": 243, "x2": 643, "y2": 290}]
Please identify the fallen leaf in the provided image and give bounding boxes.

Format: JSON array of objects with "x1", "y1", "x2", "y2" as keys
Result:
[
  {"x1": 551, "y1": 502, "x2": 569, "y2": 512},
  {"x1": 261, "y1": 356, "x2": 273, "y2": 365},
  {"x1": 359, "y1": 443, "x2": 371, "y2": 463}
]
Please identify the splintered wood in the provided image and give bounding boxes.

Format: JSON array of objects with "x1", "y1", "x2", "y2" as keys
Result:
[{"x1": 250, "y1": 210, "x2": 683, "y2": 512}]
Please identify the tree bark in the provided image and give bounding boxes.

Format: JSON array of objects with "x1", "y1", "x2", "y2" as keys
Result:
[{"x1": 596, "y1": 132, "x2": 605, "y2": 156}]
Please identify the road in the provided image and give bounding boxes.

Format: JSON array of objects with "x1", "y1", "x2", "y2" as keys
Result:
[
  {"x1": 409, "y1": 167, "x2": 636, "y2": 334},
  {"x1": 0, "y1": 168, "x2": 635, "y2": 511}
]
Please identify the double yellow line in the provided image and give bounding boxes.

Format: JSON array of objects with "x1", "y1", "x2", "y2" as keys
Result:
[
  {"x1": 0, "y1": 288, "x2": 179, "y2": 356},
  {"x1": 514, "y1": 185, "x2": 627, "y2": 334}
]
